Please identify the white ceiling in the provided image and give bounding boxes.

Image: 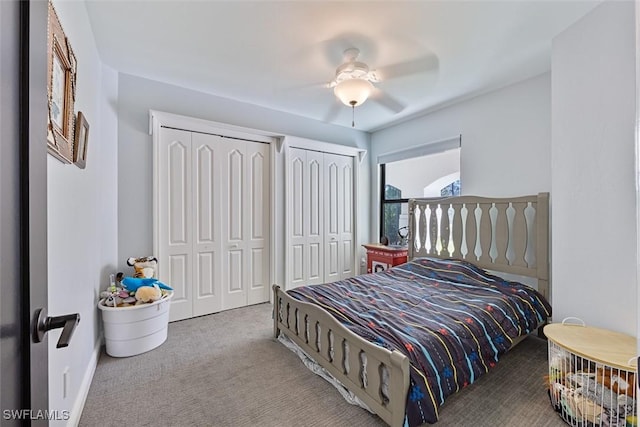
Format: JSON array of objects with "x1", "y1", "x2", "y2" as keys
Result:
[{"x1": 85, "y1": 0, "x2": 600, "y2": 132}]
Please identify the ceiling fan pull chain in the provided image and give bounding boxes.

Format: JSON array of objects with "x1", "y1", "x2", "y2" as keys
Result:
[
  {"x1": 350, "y1": 100, "x2": 357, "y2": 127},
  {"x1": 352, "y1": 105, "x2": 355, "y2": 127}
]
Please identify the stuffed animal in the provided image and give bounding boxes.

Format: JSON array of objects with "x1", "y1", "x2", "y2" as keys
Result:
[
  {"x1": 121, "y1": 277, "x2": 173, "y2": 291},
  {"x1": 548, "y1": 347, "x2": 574, "y2": 377},
  {"x1": 135, "y1": 284, "x2": 162, "y2": 304},
  {"x1": 127, "y1": 256, "x2": 158, "y2": 278},
  {"x1": 100, "y1": 282, "x2": 136, "y2": 307},
  {"x1": 596, "y1": 366, "x2": 636, "y2": 396}
]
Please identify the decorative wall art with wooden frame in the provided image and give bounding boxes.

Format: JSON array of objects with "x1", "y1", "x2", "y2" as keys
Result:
[
  {"x1": 73, "y1": 112, "x2": 89, "y2": 169},
  {"x1": 47, "y1": 1, "x2": 77, "y2": 164}
]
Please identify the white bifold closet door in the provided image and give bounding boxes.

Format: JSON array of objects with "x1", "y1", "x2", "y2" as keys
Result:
[
  {"x1": 323, "y1": 153, "x2": 354, "y2": 282},
  {"x1": 287, "y1": 148, "x2": 354, "y2": 289},
  {"x1": 158, "y1": 128, "x2": 270, "y2": 321},
  {"x1": 289, "y1": 149, "x2": 324, "y2": 288}
]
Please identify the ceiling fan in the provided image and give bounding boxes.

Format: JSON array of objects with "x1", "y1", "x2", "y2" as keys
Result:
[
  {"x1": 329, "y1": 48, "x2": 378, "y2": 101},
  {"x1": 327, "y1": 48, "x2": 378, "y2": 127},
  {"x1": 326, "y1": 47, "x2": 407, "y2": 127}
]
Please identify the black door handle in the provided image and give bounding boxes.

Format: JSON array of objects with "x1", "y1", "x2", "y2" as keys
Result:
[{"x1": 32, "y1": 308, "x2": 80, "y2": 348}]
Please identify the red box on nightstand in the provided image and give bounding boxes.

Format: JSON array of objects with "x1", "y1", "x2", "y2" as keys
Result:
[{"x1": 362, "y1": 244, "x2": 408, "y2": 274}]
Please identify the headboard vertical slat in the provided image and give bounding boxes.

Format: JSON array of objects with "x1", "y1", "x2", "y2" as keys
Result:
[
  {"x1": 478, "y1": 203, "x2": 492, "y2": 264},
  {"x1": 494, "y1": 202, "x2": 509, "y2": 265},
  {"x1": 464, "y1": 203, "x2": 478, "y2": 262},
  {"x1": 440, "y1": 203, "x2": 451, "y2": 256},
  {"x1": 451, "y1": 205, "x2": 463, "y2": 259},
  {"x1": 428, "y1": 205, "x2": 438, "y2": 255},
  {"x1": 347, "y1": 343, "x2": 362, "y2": 387},
  {"x1": 529, "y1": 208, "x2": 538, "y2": 268},
  {"x1": 511, "y1": 202, "x2": 528, "y2": 268},
  {"x1": 419, "y1": 205, "x2": 427, "y2": 254}
]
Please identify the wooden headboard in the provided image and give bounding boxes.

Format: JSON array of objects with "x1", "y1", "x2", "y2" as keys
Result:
[{"x1": 408, "y1": 192, "x2": 549, "y2": 299}]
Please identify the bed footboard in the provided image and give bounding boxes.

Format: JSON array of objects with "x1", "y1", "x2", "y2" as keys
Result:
[{"x1": 273, "y1": 285, "x2": 410, "y2": 427}]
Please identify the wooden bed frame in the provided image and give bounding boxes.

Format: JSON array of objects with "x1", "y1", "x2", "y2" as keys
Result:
[{"x1": 273, "y1": 192, "x2": 550, "y2": 427}]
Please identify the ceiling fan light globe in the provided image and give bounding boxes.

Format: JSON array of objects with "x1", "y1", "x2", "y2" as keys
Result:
[{"x1": 333, "y1": 78, "x2": 374, "y2": 107}]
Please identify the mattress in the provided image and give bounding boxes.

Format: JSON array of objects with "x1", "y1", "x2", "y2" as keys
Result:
[{"x1": 287, "y1": 257, "x2": 552, "y2": 425}]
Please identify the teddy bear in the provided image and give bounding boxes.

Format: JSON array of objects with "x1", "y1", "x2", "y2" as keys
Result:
[
  {"x1": 135, "y1": 284, "x2": 162, "y2": 304},
  {"x1": 127, "y1": 256, "x2": 158, "y2": 278}
]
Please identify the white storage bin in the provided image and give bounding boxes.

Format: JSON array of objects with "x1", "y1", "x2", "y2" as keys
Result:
[{"x1": 98, "y1": 292, "x2": 173, "y2": 357}]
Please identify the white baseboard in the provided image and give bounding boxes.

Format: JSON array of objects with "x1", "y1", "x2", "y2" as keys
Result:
[{"x1": 67, "y1": 335, "x2": 102, "y2": 427}]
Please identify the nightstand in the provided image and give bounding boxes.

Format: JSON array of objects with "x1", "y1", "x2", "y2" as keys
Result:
[{"x1": 362, "y1": 244, "x2": 408, "y2": 274}]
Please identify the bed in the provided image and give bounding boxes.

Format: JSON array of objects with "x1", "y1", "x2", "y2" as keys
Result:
[{"x1": 273, "y1": 193, "x2": 551, "y2": 426}]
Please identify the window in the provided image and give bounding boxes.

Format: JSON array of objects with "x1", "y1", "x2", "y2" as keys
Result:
[
  {"x1": 440, "y1": 179, "x2": 461, "y2": 197},
  {"x1": 380, "y1": 168, "x2": 409, "y2": 246},
  {"x1": 379, "y1": 148, "x2": 460, "y2": 245}
]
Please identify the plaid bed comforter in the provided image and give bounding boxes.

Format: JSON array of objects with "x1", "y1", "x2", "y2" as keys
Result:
[{"x1": 287, "y1": 257, "x2": 551, "y2": 425}]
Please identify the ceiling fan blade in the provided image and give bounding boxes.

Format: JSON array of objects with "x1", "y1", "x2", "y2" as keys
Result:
[
  {"x1": 370, "y1": 88, "x2": 405, "y2": 114},
  {"x1": 376, "y1": 54, "x2": 439, "y2": 81},
  {"x1": 282, "y1": 81, "x2": 329, "y2": 93},
  {"x1": 290, "y1": 33, "x2": 376, "y2": 71},
  {"x1": 323, "y1": 100, "x2": 344, "y2": 124},
  {"x1": 320, "y1": 33, "x2": 378, "y2": 67}
]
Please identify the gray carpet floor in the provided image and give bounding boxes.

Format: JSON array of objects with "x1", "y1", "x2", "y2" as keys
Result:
[{"x1": 80, "y1": 303, "x2": 567, "y2": 427}]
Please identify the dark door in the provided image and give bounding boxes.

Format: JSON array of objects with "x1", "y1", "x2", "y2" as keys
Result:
[{"x1": 1, "y1": 0, "x2": 49, "y2": 423}]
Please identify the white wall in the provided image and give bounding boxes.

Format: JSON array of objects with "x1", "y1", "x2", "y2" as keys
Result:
[
  {"x1": 636, "y1": 0, "x2": 640, "y2": 360},
  {"x1": 370, "y1": 73, "x2": 551, "y2": 239},
  {"x1": 117, "y1": 73, "x2": 370, "y2": 286},
  {"x1": 47, "y1": 1, "x2": 118, "y2": 424},
  {"x1": 551, "y1": 0, "x2": 637, "y2": 336}
]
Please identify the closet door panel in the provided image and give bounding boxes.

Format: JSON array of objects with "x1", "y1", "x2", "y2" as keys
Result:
[
  {"x1": 224, "y1": 249, "x2": 246, "y2": 309},
  {"x1": 291, "y1": 155, "x2": 304, "y2": 239},
  {"x1": 228, "y1": 149, "x2": 244, "y2": 241},
  {"x1": 340, "y1": 159, "x2": 354, "y2": 278},
  {"x1": 342, "y1": 162, "x2": 353, "y2": 235},
  {"x1": 228, "y1": 251, "x2": 244, "y2": 292},
  {"x1": 196, "y1": 253, "x2": 215, "y2": 294},
  {"x1": 192, "y1": 133, "x2": 222, "y2": 316},
  {"x1": 309, "y1": 243, "x2": 321, "y2": 280},
  {"x1": 250, "y1": 152, "x2": 266, "y2": 239},
  {"x1": 288, "y1": 148, "x2": 307, "y2": 288},
  {"x1": 222, "y1": 142, "x2": 247, "y2": 310},
  {"x1": 324, "y1": 156, "x2": 341, "y2": 282},
  {"x1": 167, "y1": 254, "x2": 189, "y2": 309},
  {"x1": 168, "y1": 142, "x2": 189, "y2": 245},
  {"x1": 326, "y1": 241, "x2": 339, "y2": 278},
  {"x1": 309, "y1": 160, "x2": 321, "y2": 237},
  {"x1": 292, "y1": 244, "x2": 304, "y2": 282},
  {"x1": 247, "y1": 142, "x2": 270, "y2": 305},
  {"x1": 306, "y1": 151, "x2": 324, "y2": 284},
  {"x1": 249, "y1": 247, "x2": 265, "y2": 303},
  {"x1": 342, "y1": 240, "x2": 353, "y2": 276},
  {"x1": 158, "y1": 128, "x2": 193, "y2": 321},
  {"x1": 326, "y1": 161, "x2": 339, "y2": 236}
]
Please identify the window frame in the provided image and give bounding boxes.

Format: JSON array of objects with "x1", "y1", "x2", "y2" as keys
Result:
[
  {"x1": 377, "y1": 135, "x2": 462, "y2": 243},
  {"x1": 379, "y1": 163, "x2": 409, "y2": 241}
]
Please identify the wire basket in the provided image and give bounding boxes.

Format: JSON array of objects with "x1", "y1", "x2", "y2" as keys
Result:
[{"x1": 547, "y1": 319, "x2": 637, "y2": 427}]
